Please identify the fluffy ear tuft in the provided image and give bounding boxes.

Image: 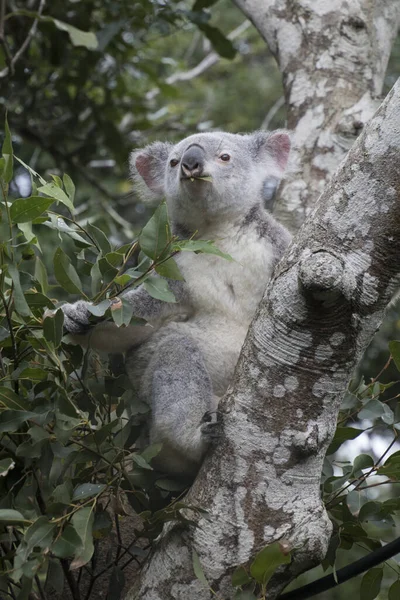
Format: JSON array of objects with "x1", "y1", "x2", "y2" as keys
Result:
[
  {"x1": 130, "y1": 141, "x2": 173, "y2": 202},
  {"x1": 252, "y1": 129, "x2": 292, "y2": 175}
]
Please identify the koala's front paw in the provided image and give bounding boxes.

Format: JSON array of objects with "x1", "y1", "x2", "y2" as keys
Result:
[
  {"x1": 61, "y1": 301, "x2": 92, "y2": 335},
  {"x1": 200, "y1": 410, "x2": 222, "y2": 443}
]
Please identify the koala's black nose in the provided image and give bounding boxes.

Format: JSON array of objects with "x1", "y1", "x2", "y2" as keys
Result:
[{"x1": 181, "y1": 146, "x2": 204, "y2": 178}]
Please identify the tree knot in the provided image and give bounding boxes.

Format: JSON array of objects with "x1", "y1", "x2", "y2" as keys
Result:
[{"x1": 298, "y1": 251, "x2": 344, "y2": 298}]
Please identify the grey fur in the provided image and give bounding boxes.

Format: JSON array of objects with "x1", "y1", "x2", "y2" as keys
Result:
[{"x1": 60, "y1": 130, "x2": 292, "y2": 477}]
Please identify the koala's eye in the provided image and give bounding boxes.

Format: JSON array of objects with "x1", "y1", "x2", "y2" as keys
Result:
[
  {"x1": 219, "y1": 153, "x2": 231, "y2": 162},
  {"x1": 170, "y1": 158, "x2": 179, "y2": 167}
]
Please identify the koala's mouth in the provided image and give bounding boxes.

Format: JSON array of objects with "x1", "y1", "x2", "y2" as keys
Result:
[{"x1": 180, "y1": 175, "x2": 213, "y2": 183}]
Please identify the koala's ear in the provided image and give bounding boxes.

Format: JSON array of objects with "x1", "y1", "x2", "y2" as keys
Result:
[
  {"x1": 130, "y1": 142, "x2": 173, "y2": 200},
  {"x1": 251, "y1": 130, "x2": 291, "y2": 175}
]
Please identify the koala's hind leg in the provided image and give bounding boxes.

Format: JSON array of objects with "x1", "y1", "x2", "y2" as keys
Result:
[{"x1": 146, "y1": 332, "x2": 220, "y2": 477}]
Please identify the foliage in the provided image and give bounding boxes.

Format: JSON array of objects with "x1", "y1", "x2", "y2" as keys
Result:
[
  {"x1": 0, "y1": 119, "x2": 227, "y2": 599},
  {"x1": 1, "y1": 0, "x2": 283, "y2": 238},
  {"x1": 0, "y1": 1, "x2": 400, "y2": 599}
]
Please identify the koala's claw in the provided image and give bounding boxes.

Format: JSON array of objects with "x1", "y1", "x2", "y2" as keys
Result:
[
  {"x1": 200, "y1": 410, "x2": 222, "y2": 442},
  {"x1": 61, "y1": 301, "x2": 92, "y2": 335}
]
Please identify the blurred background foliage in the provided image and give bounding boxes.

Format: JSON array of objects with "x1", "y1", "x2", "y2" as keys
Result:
[{"x1": 1, "y1": 0, "x2": 400, "y2": 599}]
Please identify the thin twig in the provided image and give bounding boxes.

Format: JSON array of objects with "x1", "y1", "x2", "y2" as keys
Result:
[{"x1": 261, "y1": 96, "x2": 286, "y2": 130}]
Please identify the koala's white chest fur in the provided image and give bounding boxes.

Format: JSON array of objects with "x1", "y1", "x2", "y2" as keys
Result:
[{"x1": 169, "y1": 222, "x2": 275, "y2": 395}]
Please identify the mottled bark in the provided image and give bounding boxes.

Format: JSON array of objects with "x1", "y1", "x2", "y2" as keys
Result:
[
  {"x1": 125, "y1": 79, "x2": 400, "y2": 600},
  {"x1": 233, "y1": 0, "x2": 400, "y2": 231}
]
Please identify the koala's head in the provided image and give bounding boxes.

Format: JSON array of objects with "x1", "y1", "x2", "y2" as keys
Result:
[{"x1": 130, "y1": 130, "x2": 290, "y2": 230}]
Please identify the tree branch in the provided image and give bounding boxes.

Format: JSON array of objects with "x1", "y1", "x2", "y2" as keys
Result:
[
  {"x1": 125, "y1": 77, "x2": 400, "y2": 600},
  {"x1": 146, "y1": 21, "x2": 251, "y2": 100},
  {"x1": 233, "y1": 0, "x2": 400, "y2": 231},
  {"x1": 0, "y1": 0, "x2": 46, "y2": 79}
]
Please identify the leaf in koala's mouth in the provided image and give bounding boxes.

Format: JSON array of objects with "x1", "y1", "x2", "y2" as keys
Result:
[{"x1": 190, "y1": 175, "x2": 213, "y2": 182}]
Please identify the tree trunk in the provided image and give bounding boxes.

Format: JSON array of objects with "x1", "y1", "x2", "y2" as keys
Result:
[
  {"x1": 233, "y1": 0, "x2": 400, "y2": 231},
  {"x1": 125, "y1": 77, "x2": 400, "y2": 600}
]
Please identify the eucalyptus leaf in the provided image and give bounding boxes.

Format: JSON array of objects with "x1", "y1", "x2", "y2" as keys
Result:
[
  {"x1": 0, "y1": 386, "x2": 29, "y2": 410},
  {"x1": 7, "y1": 263, "x2": 31, "y2": 316},
  {"x1": 389, "y1": 580, "x2": 400, "y2": 600},
  {"x1": 139, "y1": 202, "x2": 171, "y2": 260},
  {"x1": 70, "y1": 506, "x2": 95, "y2": 569},
  {"x1": 192, "y1": 549, "x2": 209, "y2": 588},
  {"x1": 360, "y1": 568, "x2": 383, "y2": 600},
  {"x1": 72, "y1": 483, "x2": 106, "y2": 501},
  {"x1": 143, "y1": 276, "x2": 176, "y2": 303},
  {"x1": 0, "y1": 509, "x2": 29, "y2": 525},
  {"x1": 37, "y1": 182, "x2": 74, "y2": 212},
  {"x1": 250, "y1": 542, "x2": 291, "y2": 585},
  {"x1": 43, "y1": 308, "x2": 64, "y2": 348},
  {"x1": 53, "y1": 247, "x2": 82, "y2": 295},
  {"x1": 2, "y1": 114, "x2": 13, "y2": 183},
  {"x1": 10, "y1": 196, "x2": 53, "y2": 223}
]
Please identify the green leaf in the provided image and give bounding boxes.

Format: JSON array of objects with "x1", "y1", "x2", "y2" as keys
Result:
[
  {"x1": 155, "y1": 257, "x2": 184, "y2": 280},
  {"x1": 14, "y1": 156, "x2": 46, "y2": 185},
  {"x1": 87, "y1": 299, "x2": 112, "y2": 317},
  {"x1": 7, "y1": 263, "x2": 31, "y2": 316},
  {"x1": 232, "y1": 566, "x2": 252, "y2": 587},
  {"x1": 0, "y1": 457, "x2": 15, "y2": 476},
  {"x1": 53, "y1": 18, "x2": 98, "y2": 49},
  {"x1": 351, "y1": 454, "x2": 374, "y2": 477},
  {"x1": 378, "y1": 450, "x2": 400, "y2": 479},
  {"x1": 389, "y1": 340, "x2": 400, "y2": 371},
  {"x1": 192, "y1": 549, "x2": 209, "y2": 588},
  {"x1": 37, "y1": 182, "x2": 74, "y2": 212},
  {"x1": 131, "y1": 454, "x2": 153, "y2": 470},
  {"x1": 0, "y1": 386, "x2": 28, "y2": 410},
  {"x1": 139, "y1": 202, "x2": 171, "y2": 260},
  {"x1": 0, "y1": 509, "x2": 29, "y2": 525},
  {"x1": 23, "y1": 516, "x2": 56, "y2": 554},
  {"x1": 389, "y1": 580, "x2": 400, "y2": 600},
  {"x1": 43, "y1": 308, "x2": 64, "y2": 348},
  {"x1": 72, "y1": 483, "x2": 106, "y2": 502},
  {"x1": 174, "y1": 239, "x2": 233, "y2": 261},
  {"x1": 51, "y1": 174, "x2": 63, "y2": 188},
  {"x1": 86, "y1": 223, "x2": 111, "y2": 254},
  {"x1": 360, "y1": 568, "x2": 383, "y2": 600},
  {"x1": 51, "y1": 525, "x2": 83, "y2": 558},
  {"x1": 2, "y1": 114, "x2": 13, "y2": 183},
  {"x1": 10, "y1": 196, "x2": 53, "y2": 223},
  {"x1": 0, "y1": 410, "x2": 38, "y2": 433},
  {"x1": 143, "y1": 276, "x2": 176, "y2": 302},
  {"x1": 45, "y1": 214, "x2": 91, "y2": 246},
  {"x1": 53, "y1": 247, "x2": 82, "y2": 294},
  {"x1": 19, "y1": 367, "x2": 47, "y2": 381},
  {"x1": 98, "y1": 256, "x2": 119, "y2": 283},
  {"x1": 70, "y1": 506, "x2": 95, "y2": 569},
  {"x1": 327, "y1": 427, "x2": 363, "y2": 454},
  {"x1": 198, "y1": 23, "x2": 236, "y2": 59},
  {"x1": 140, "y1": 443, "x2": 162, "y2": 463},
  {"x1": 25, "y1": 291, "x2": 54, "y2": 310},
  {"x1": 111, "y1": 298, "x2": 134, "y2": 327},
  {"x1": 250, "y1": 542, "x2": 291, "y2": 586},
  {"x1": 62, "y1": 173, "x2": 75, "y2": 203},
  {"x1": 34, "y1": 257, "x2": 49, "y2": 294}
]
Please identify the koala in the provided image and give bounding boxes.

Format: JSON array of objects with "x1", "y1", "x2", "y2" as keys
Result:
[{"x1": 61, "y1": 130, "x2": 292, "y2": 478}]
